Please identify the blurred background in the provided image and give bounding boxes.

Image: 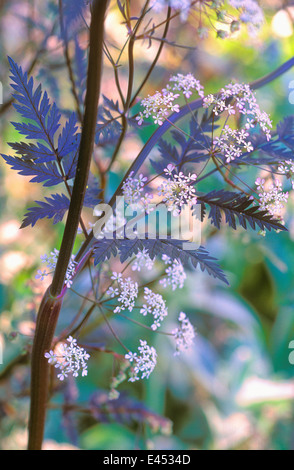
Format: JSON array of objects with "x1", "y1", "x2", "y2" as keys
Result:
[{"x1": 1, "y1": 0, "x2": 294, "y2": 450}]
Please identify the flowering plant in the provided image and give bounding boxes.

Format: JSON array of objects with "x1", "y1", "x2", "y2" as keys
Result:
[{"x1": 1, "y1": 0, "x2": 294, "y2": 451}]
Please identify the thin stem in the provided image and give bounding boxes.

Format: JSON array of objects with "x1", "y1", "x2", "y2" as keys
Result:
[
  {"x1": 116, "y1": 310, "x2": 172, "y2": 336},
  {"x1": 114, "y1": 65, "x2": 126, "y2": 108},
  {"x1": 211, "y1": 154, "x2": 245, "y2": 193},
  {"x1": 59, "y1": 0, "x2": 84, "y2": 123},
  {"x1": 97, "y1": 304, "x2": 129, "y2": 352},
  {"x1": 27, "y1": 0, "x2": 109, "y2": 450},
  {"x1": 135, "y1": 2, "x2": 192, "y2": 39},
  {"x1": 105, "y1": 114, "x2": 128, "y2": 172},
  {"x1": 130, "y1": 6, "x2": 171, "y2": 107},
  {"x1": 124, "y1": 1, "x2": 150, "y2": 112},
  {"x1": 69, "y1": 303, "x2": 97, "y2": 339},
  {"x1": 215, "y1": 156, "x2": 258, "y2": 197},
  {"x1": 56, "y1": 295, "x2": 90, "y2": 343},
  {"x1": 105, "y1": 2, "x2": 152, "y2": 173},
  {"x1": 165, "y1": 117, "x2": 208, "y2": 152}
]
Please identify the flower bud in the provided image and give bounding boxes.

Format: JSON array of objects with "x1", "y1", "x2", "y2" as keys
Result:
[
  {"x1": 217, "y1": 29, "x2": 228, "y2": 39},
  {"x1": 231, "y1": 20, "x2": 240, "y2": 33}
]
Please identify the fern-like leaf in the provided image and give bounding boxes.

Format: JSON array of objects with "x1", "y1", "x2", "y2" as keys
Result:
[
  {"x1": 20, "y1": 193, "x2": 70, "y2": 228},
  {"x1": 8, "y1": 56, "x2": 61, "y2": 148},
  {"x1": 93, "y1": 237, "x2": 228, "y2": 285},
  {"x1": 197, "y1": 190, "x2": 287, "y2": 232},
  {"x1": 1, "y1": 154, "x2": 63, "y2": 187}
]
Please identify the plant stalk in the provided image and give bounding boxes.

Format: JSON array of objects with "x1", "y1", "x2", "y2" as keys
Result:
[{"x1": 27, "y1": 0, "x2": 109, "y2": 450}]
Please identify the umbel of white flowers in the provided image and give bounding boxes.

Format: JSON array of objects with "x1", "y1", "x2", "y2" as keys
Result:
[
  {"x1": 35, "y1": 249, "x2": 77, "y2": 288},
  {"x1": 125, "y1": 312, "x2": 196, "y2": 381},
  {"x1": 149, "y1": 0, "x2": 264, "y2": 36},
  {"x1": 44, "y1": 336, "x2": 90, "y2": 381}
]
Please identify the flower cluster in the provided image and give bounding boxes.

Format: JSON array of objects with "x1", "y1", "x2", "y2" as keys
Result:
[
  {"x1": 165, "y1": 73, "x2": 204, "y2": 100},
  {"x1": 121, "y1": 171, "x2": 148, "y2": 205},
  {"x1": 104, "y1": 266, "x2": 195, "y2": 381},
  {"x1": 125, "y1": 340, "x2": 157, "y2": 382},
  {"x1": 140, "y1": 287, "x2": 169, "y2": 330},
  {"x1": 213, "y1": 126, "x2": 254, "y2": 163},
  {"x1": 149, "y1": 0, "x2": 264, "y2": 37},
  {"x1": 158, "y1": 165, "x2": 197, "y2": 215},
  {"x1": 136, "y1": 73, "x2": 204, "y2": 126},
  {"x1": 255, "y1": 177, "x2": 289, "y2": 222},
  {"x1": 229, "y1": 0, "x2": 264, "y2": 36},
  {"x1": 35, "y1": 249, "x2": 77, "y2": 288},
  {"x1": 204, "y1": 82, "x2": 272, "y2": 163},
  {"x1": 278, "y1": 160, "x2": 294, "y2": 190},
  {"x1": 136, "y1": 89, "x2": 180, "y2": 126},
  {"x1": 121, "y1": 165, "x2": 197, "y2": 217},
  {"x1": 44, "y1": 336, "x2": 90, "y2": 381},
  {"x1": 159, "y1": 254, "x2": 186, "y2": 290},
  {"x1": 121, "y1": 172, "x2": 154, "y2": 216},
  {"x1": 132, "y1": 248, "x2": 154, "y2": 272},
  {"x1": 107, "y1": 272, "x2": 139, "y2": 313},
  {"x1": 172, "y1": 312, "x2": 196, "y2": 356},
  {"x1": 204, "y1": 82, "x2": 272, "y2": 139},
  {"x1": 150, "y1": 0, "x2": 192, "y2": 21}
]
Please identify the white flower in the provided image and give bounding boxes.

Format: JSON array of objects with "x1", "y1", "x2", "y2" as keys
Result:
[
  {"x1": 157, "y1": 168, "x2": 197, "y2": 214},
  {"x1": 36, "y1": 249, "x2": 77, "y2": 288},
  {"x1": 140, "y1": 305, "x2": 152, "y2": 316},
  {"x1": 255, "y1": 177, "x2": 288, "y2": 222},
  {"x1": 278, "y1": 160, "x2": 294, "y2": 190},
  {"x1": 159, "y1": 255, "x2": 186, "y2": 290},
  {"x1": 44, "y1": 336, "x2": 90, "y2": 381},
  {"x1": 136, "y1": 112, "x2": 144, "y2": 126},
  {"x1": 65, "y1": 255, "x2": 78, "y2": 288},
  {"x1": 139, "y1": 192, "x2": 154, "y2": 214},
  {"x1": 44, "y1": 350, "x2": 57, "y2": 364},
  {"x1": 140, "y1": 287, "x2": 168, "y2": 330},
  {"x1": 204, "y1": 82, "x2": 272, "y2": 162},
  {"x1": 164, "y1": 164, "x2": 176, "y2": 176},
  {"x1": 132, "y1": 248, "x2": 154, "y2": 272},
  {"x1": 138, "y1": 89, "x2": 180, "y2": 126},
  {"x1": 229, "y1": 0, "x2": 264, "y2": 35},
  {"x1": 172, "y1": 312, "x2": 196, "y2": 355},
  {"x1": 169, "y1": 73, "x2": 204, "y2": 99},
  {"x1": 35, "y1": 269, "x2": 48, "y2": 281},
  {"x1": 57, "y1": 370, "x2": 68, "y2": 381},
  {"x1": 122, "y1": 171, "x2": 147, "y2": 205},
  {"x1": 106, "y1": 286, "x2": 119, "y2": 298},
  {"x1": 111, "y1": 272, "x2": 122, "y2": 282},
  {"x1": 150, "y1": 0, "x2": 193, "y2": 20},
  {"x1": 110, "y1": 274, "x2": 139, "y2": 313},
  {"x1": 203, "y1": 94, "x2": 215, "y2": 107},
  {"x1": 137, "y1": 74, "x2": 204, "y2": 126},
  {"x1": 125, "y1": 340, "x2": 157, "y2": 382},
  {"x1": 150, "y1": 0, "x2": 265, "y2": 37},
  {"x1": 125, "y1": 351, "x2": 137, "y2": 362}
]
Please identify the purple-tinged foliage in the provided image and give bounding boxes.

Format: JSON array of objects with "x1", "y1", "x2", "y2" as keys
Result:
[{"x1": 20, "y1": 193, "x2": 70, "y2": 228}]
